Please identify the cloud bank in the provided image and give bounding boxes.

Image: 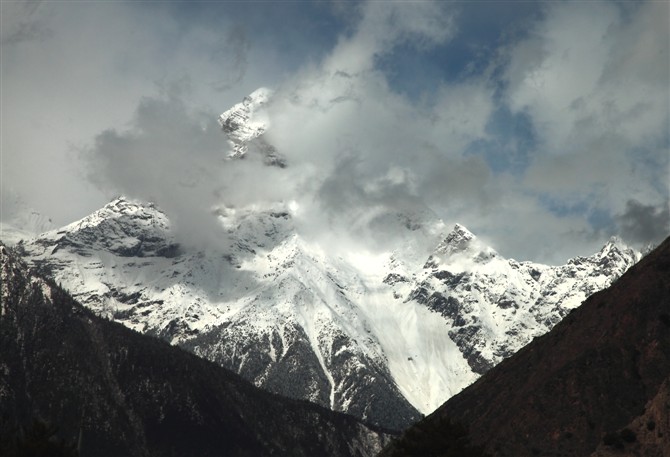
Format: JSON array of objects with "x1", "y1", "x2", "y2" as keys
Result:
[{"x1": 3, "y1": 0, "x2": 668, "y2": 263}]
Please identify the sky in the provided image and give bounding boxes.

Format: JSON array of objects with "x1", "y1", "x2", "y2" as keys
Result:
[{"x1": 1, "y1": 0, "x2": 668, "y2": 264}]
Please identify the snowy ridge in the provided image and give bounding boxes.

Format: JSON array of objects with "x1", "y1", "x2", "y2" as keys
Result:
[
  {"x1": 0, "y1": 90, "x2": 642, "y2": 428},
  {"x1": 397, "y1": 227, "x2": 641, "y2": 375},
  {"x1": 7, "y1": 196, "x2": 641, "y2": 426}
]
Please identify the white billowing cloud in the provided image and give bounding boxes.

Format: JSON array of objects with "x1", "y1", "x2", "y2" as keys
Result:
[
  {"x1": 85, "y1": 92, "x2": 226, "y2": 248},
  {"x1": 504, "y1": 2, "x2": 669, "y2": 149},
  {"x1": 85, "y1": 87, "x2": 304, "y2": 250},
  {"x1": 430, "y1": 82, "x2": 495, "y2": 153},
  {"x1": 505, "y1": 2, "x2": 619, "y2": 149},
  {"x1": 84, "y1": 0, "x2": 666, "y2": 262},
  {"x1": 263, "y1": 70, "x2": 496, "y2": 250},
  {"x1": 256, "y1": 2, "x2": 488, "y2": 244},
  {"x1": 4, "y1": 0, "x2": 667, "y2": 263},
  {"x1": 468, "y1": 192, "x2": 600, "y2": 264},
  {"x1": 505, "y1": 1, "x2": 669, "y2": 159},
  {"x1": 63, "y1": 0, "x2": 465, "y2": 255},
  {"x1": 501, "y1": 1, "x2": 669, "y2": 251},
  {"x1": 0, "y1": 1, "x2": 270, "y2": 225}
]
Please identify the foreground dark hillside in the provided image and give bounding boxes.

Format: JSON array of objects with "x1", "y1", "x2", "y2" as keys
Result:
[
  {"x1": 382, "y1": 236, "x2": 670, "y2": 457},
  {"x1": 0, "y1": 243, "x2": 391, "y2": 457}
]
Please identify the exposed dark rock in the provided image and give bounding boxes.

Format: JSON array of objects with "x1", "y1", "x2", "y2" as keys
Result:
[
  {"x1": 447, "y1": 325, "x2": 493, "y2": 374},
  {"x1": 383, "y1": 273, "x2": 408, "y2": 286}
]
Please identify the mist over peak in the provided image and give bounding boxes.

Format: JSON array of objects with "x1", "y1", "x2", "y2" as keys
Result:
[{"x1": 3, "y1": 0, "x2": 667, "y2": 264}]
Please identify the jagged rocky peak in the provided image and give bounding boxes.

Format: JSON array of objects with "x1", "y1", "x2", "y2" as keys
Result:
[
  {"x1": 442, "y1": 224, "x2": 474, "y2": 248},
  {"x1": 431, "y1": 224, "x2": 497, "y2": 264},
  {"x1": 218, "y1": 88, "x2": 285, "y2": 167},
  {"x1": 218, "y1": 87, "x2": 272, "y2": 136},
  {"x1": 68, "y1": 195, "x2": 169, "y2": 233},
  {"x1": 568, "y1": 235, "x2": 641, "y2": 270},
  {"x1": 598, "y1": 235, "x2": 639, "y2": 259},
  {"x1": 44, "y1": 196, "x2": 177, "y2": 258}
]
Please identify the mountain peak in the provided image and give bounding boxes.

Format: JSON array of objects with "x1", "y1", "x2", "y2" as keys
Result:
[
  {"x1": 603, "y1": 234, "x2": 625, "y2": 249},
  {"x1": 424, "y1": 223, "x2": 500, "y2": 270},
  {"x1": 449, "y1": 223, "x2": 475, "y2": 242},
  {"x1": 593, "y1": 236, "x2": 641, "y2": 271},
  {"x1": 218, "y1": 88, "x2": 285, "y2": 167},
  {"x1": 435, "y1": 224, "x2": 476, "y2": 255},
  {"x1": 106, "y1": 194, "x2": 129, "y2": 207},
  {"x1": 95, "y1": 196, "x2": 159, "y2": 219},
  {"x1": 382, "y1": 236, "x2": 670, "y2": 457},
  {"x1": 218, "y1": 90, "x2": 269, "y2": 147}
]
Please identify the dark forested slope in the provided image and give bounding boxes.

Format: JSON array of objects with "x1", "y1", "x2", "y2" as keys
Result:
[
  {"x1": 382, "y1": 236, "x2": 670, "y2": 457},
  {"x1": 0, "y1": 243, "x2": 391, "y2": 457}
]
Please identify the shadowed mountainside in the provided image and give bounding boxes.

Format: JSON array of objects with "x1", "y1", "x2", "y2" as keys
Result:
[{"x1": 0, "y1": 243, "x2": 392, "y2": 457}]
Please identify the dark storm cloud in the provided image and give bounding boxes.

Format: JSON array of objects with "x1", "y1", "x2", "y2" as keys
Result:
[
  {"x1": 84, "y1": 84, "x2": 301, "y2": 250},
  {"x1": 1, "y1": 1, "x2": 52, "y2": 47},
  {"x1": 616, "y1": 200, "x2": 670, "y2": 246},
  {"x1": 84, "y1": 89, "x2": 230, "y2": 249},
  {"x1": 1, "y1": 19, "x2": 52, "y2": 47}
]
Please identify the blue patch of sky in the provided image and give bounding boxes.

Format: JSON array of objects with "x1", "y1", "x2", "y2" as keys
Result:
[
  {"x1": 587, "y1": 207, "x2": 615, "y2": 233},
  {"x1": 464, "y1": 105, "x2": 536, "y2": 175},
  {"x1": 628, "y1": 142, "x2": 670, "y2": 198},
  {"x1": 132, "y1": 1, "x2": 349, "y2": 76},
  {"x1": 375, "y1": 2, "x2": 542, "y2": 176},
  {"x1": 376, "y1": 1, "x2": 541, "y2": 99},
  {"x1": 537, "y1": 193, "x2": 615, "y2": 233},
  {"x1": 537, "y1": 194, "x2": 589, "y2": 218}
]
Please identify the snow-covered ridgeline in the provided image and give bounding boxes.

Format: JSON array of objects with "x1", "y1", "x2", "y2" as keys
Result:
[
  {"x1": 5, "y1": 196, "x2": 641, "y2": 426},
  {"x1": 0, "y1": 89, "x2": 643, "y2": 428}
]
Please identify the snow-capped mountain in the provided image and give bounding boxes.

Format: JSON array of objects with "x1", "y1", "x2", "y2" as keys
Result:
[
  {"x1": 0, "y1": 242, "x2": 393, "y2": 457},
  {"x1": 14, "y1": 197, "x2": 430, "y2": 429},
  {"x1": 395, "y1": 223, "x2": 641, "y2": 375},
  {"x1": 1, "y1": 91, "x2": 642, "y2": 429},
  {"x1": 218, "y1": 87, "x2": 285, "y2": 167},
  {"x1": 8, "y1": 196, "x2": 640, "y2": 429}
]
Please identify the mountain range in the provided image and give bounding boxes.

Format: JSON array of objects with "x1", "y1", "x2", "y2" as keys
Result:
[
  {"x1": 6, "y1": 194, "x2": 640, "y2": 431},
  {"x1": 381, "y1": 234, "x2": 670, "y2": 456},
  {"x1": 0, "y1": 242, "x2": 391, "y2": 456},
  {"x1": 0, "y1": 91, "x2": 642, "y2": 431}
]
